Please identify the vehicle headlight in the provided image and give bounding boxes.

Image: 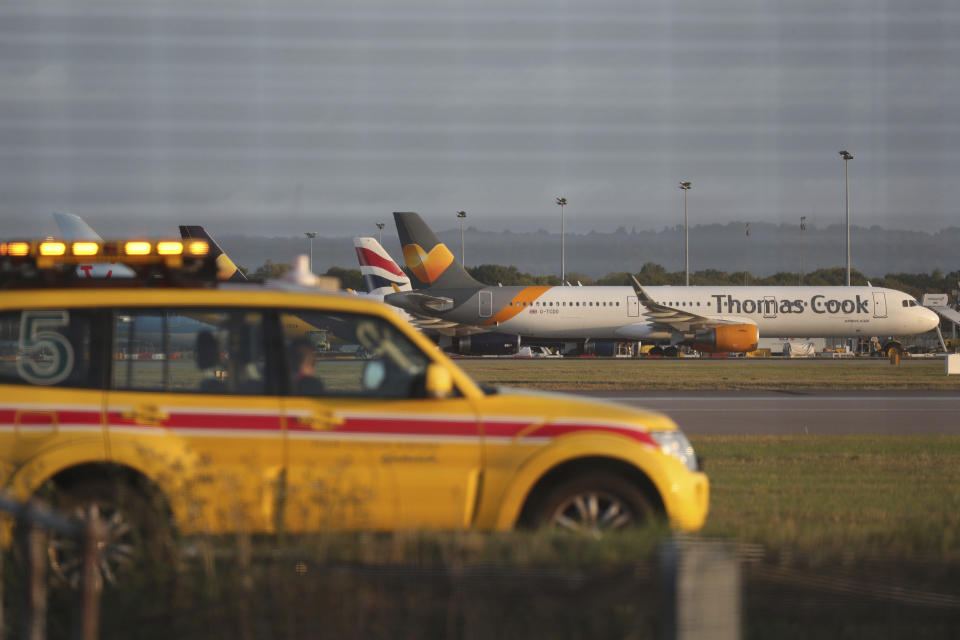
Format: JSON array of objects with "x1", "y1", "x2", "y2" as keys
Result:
[{"x1": 649, "y1": 431, "x2": 699, "y2": 472}]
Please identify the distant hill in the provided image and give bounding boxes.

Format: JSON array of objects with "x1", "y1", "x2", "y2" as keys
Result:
[{"x1": 217, "y1": 223, "x2": 960, "y2": 279}]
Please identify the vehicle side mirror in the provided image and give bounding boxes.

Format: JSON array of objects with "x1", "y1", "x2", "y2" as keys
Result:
[{"x1": 424, "y1": 363, "x2": 454, "y2": 399}]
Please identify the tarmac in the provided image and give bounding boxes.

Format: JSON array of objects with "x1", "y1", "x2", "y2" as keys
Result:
[{"x1": 582, "y1": 390, "x2": 960, "y2": 435}]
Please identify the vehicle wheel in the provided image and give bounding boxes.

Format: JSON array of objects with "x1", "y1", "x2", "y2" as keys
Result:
[
  {"x1": 529, "y1": 473, "x2": 656, "y2": 535},
  {"x1": 881, "y1": 341, "x2": 902, "y2": 358},
  {"x1": 663, "y1": 346, "x2": 679, "y2": 358},
  {"x1": 648, "y1": 346, "x2": 664, "y2": 357},
  {"x1": 47, "y1": 479, "x2": 174, "y2": 588}
]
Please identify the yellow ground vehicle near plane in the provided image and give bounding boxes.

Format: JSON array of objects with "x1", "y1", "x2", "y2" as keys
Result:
[{"x1": 0, "y1": 239, "x2": 708, "y2": 551}]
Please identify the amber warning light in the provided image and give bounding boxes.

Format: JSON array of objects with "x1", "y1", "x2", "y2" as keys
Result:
[{"x1": 0, "y1": 238, "x2": 211, "y2": 270}]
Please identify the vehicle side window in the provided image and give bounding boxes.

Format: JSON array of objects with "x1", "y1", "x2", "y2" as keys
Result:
[
  {"x1": 0, "y1": 309, "x2": 100, "y2": 388},
  {"x1": 279, "y1": 310, "x2": 429, "y2": 399},
  {"x1": 111, "y1": 309, "x2": 268, "y2": 395}
]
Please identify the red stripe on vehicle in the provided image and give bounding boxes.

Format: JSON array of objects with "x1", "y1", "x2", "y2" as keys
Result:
[
  {"x1": 106, "y1": 411, "x2": 283, "y2": 431},
  {"x1": 481, "y1": 421, "x2": 536, "y2": 438},
  {"x1": 525, "y1": 424, "x2": 657, "y2": 447},
  {"x1": 287, "y1": 416, "x2": 479, "y2": 437}
]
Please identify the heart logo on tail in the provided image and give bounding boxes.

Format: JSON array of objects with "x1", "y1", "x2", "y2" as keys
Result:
[{"x1": 403, "y1": 243, "x2": 455, "y2": 283}]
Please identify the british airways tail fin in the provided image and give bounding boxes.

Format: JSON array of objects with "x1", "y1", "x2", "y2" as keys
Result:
[
  {"x1": 392, "y1": 212, "x2": 483, "y2": 290},
  {"x1": 178, "y1": 225, "x2": 247, "y2": 281},
  {"x1": 352, "y1": 237, "x2": 412, "y2": 295}
]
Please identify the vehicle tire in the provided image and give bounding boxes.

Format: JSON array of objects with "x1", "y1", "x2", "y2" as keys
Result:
[
  {"x1": 648, "y1": 345, "x2": 664, "y2": 357},
  {"x1": 528, "y1": 472, "x2": 657, "y2": 535},
  {"x1": 881, "y1": 341, "x2": 902, "y2": 358},
  {"x1": 47, "y1": 479, "x2": 175, "y2": 588},
  {"x1": 663, "y1": 346, "x2": 679, "y2": 358}
]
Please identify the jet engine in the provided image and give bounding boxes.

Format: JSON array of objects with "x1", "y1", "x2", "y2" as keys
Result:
[
  {"x1": 446, "y1": 332, "x2": 522, "y2": 356},
  {"x1": 691, "y1": 324, "x2": 759, "y2": 353}
]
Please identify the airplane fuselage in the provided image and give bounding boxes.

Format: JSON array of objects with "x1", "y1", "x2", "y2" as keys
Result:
[{"x1": 387, "y1": 285, "x2": 939, "y2": 341}]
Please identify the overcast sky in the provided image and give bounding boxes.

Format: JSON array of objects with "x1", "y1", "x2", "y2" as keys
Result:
[{"x1": 1, "y1": 0, "x2": 958, "y2": 241}]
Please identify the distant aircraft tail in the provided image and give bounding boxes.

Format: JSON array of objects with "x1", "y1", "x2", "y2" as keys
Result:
[
  {"x1": 53, "y1": 212, "x2": 103, "y2": 241},
  {"x1": 178, "y1": 225, "x2": 247, "y2": 281},
  {"x1": 392, "y1": 212, "x2": 483, "y2": 290},
  {"x1": 52, "y1": 212, "x2": 135, "y2": 279},
  {"x1": 353, "y1": 237, "x2": 413, "y2": 295}
]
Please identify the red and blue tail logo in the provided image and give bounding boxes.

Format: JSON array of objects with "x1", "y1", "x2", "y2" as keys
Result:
[{"x1": 353, "y1": 237, "x2": 412, "y2": 294}]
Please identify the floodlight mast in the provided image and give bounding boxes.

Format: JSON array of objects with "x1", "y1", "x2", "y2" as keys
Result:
[
  {"x1": 456, "y1": 211, "x2": 467, "y2": 265},
  {"x1": 799, "y1": 215, "x2": 807, "y2": 285},
  {"x1": 679, "y1": 181, "x2": 692, "y2": 286},
  {"x1": 839, "y1": 150, "x2": 854, "y2": 286},
  {"x1": 555, "y1": 197, "x2": 567, "y2": 283},
  {"x1": 304, "y1": 232, "x2": 318, "y2": 273},
  {"x1": 375, "y1": 222, "x2": 385, "y2": 245}
]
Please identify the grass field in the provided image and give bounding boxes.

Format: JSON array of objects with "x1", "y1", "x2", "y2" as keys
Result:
[
  {"x1": 694, "y1": 434, "x2": 960, "y2": 558},
  {"x1": 457, "y1": 357, "x2": 960, "y2": 391}
]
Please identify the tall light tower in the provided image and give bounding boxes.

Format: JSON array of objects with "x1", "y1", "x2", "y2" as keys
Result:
[
  {"x1": 375, "y1": 222, "x2": 385, "y2": 245},
  {"x1": 304, "y1": 232, "x2": 318, "y2": 273},
  {"x1": 839, "y1": 149, "x2": 854, "y2": 286},
  {"x1": 556, "y1": 197, "x2": 567, "y2": 283},
  {"x1": 744, "y1": 223, "x2": 750, "y2": 286},
  {"x1": 679, "y1": 181, "x2": 692, "y2": 286},
  {"x1": 799, "y1": 215, "x2": 807, "y2": 286},
  {"x1": 456, "y1": 211, "x2": 467, "y2": 265}
]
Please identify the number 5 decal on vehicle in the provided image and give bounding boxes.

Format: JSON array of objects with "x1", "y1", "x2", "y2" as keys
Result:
[{"x1": 17, "y1": 310, "x2": 75, "y2": 385}]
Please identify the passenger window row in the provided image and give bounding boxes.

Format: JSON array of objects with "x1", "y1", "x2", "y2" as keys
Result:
[{"x1": 508, "y1": 300, "x2": 624, "y2": 307}]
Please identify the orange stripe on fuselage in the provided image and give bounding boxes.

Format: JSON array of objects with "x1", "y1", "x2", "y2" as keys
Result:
[{"x1": 479, "y1": 286, "x2": 552, "y2": 326}]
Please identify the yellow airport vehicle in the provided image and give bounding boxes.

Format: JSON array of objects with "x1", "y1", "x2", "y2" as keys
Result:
[{"x1": 0, "y1": 239, "x2": 708, "y2": 562}]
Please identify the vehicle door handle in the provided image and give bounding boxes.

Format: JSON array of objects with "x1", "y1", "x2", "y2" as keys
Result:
[
  {"x1": 295, "y1": 412, "x2": 344, "y2": 431},
  {"x1": 122, "y1": 406, "x2": 169, "y2": 426}
]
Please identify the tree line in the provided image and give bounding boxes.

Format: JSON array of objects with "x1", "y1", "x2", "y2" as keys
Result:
[{"x1": 243, "y1": 260, "x2": 959, "y2": 302}]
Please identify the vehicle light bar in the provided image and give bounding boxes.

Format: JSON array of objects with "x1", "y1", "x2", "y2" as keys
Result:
[
  {"x1": 186, "y1": 241, "x2": 209, "y2": 256},
  {"x1": 124, "y1": 241, "x2": 152, "y2": 256},
  {"x1": 71, "y1": 241, "x2": 100, "y2": 256},
  {"x1": 0, "y1": 237, "x2": 219, "y2": 284},
  {"x1": 3, "y1": 242, "x2": 31, "y2": 257},
  {"x1": 156, "y1": 241, "x2": 184, "y2": 256},
  {"x1": 39, "y1": 241, "x2": 67, "y2": 256}
]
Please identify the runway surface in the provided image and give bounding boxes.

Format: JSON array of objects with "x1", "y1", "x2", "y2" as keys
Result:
[{"x1": 580, "y1": 390, "x2": 960, "y2": 435}]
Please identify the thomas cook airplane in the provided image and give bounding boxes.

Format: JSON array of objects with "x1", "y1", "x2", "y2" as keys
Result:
[{"x1": 384, "y1": 212, "x2": 941, "y2": 354}]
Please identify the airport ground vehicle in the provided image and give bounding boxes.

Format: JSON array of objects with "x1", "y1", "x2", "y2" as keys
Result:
[{"x1": 0, "y1": 239, "x2": 708, "y2": 566}]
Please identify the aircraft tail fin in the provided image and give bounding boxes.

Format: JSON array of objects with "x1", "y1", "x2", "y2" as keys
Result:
[
  {"x1": 178, "y1": 225, "x2": 247, "y2": 281},
  {"x1": 352, "y1": 237, "x2": 412, "y2": 295},
  {"x1": 53, "y1": 212, "x2": 103, "y2": 241},
  {"x1": 392, "y1": 211, "x2": 483, "y2": 290}
]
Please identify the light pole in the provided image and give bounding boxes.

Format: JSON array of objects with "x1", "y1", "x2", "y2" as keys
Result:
[
  {"x1": 839, "y1": 149, "x2": 854, "y2": 286},
  {"x1": 375, "y1": 222, "x2": 385, "y2": 245},
  {"x1": 456, "y1": 211, "x2": 466, "y2": 265},
  {"x1": 679, "y1": 181, "x2": 692, "y2": 286},
  {"x1": 304, "y1": 232, "x2": 318, "y2": 273},
  {"x1": 556, "y1": 197, "x2": 567, "y2": 283},
  {"x1": 744, "y1": 223, "x2": 750, "y2": 286},
  {"x1": 799, "y1": 215, "x2": 807, "y2": 285}
]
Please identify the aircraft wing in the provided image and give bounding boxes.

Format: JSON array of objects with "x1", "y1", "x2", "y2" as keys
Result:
[
  {"x1": 631, "y1": 276, "x2": 755, "y2": 332},
  {"x1": 386, "y1": 290, "x2": 454, "y2": 313}
]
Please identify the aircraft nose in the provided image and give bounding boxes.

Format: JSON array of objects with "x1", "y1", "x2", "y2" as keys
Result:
[{"x1": 920, "y1": 307, "x2": 940, "y2": 332}]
